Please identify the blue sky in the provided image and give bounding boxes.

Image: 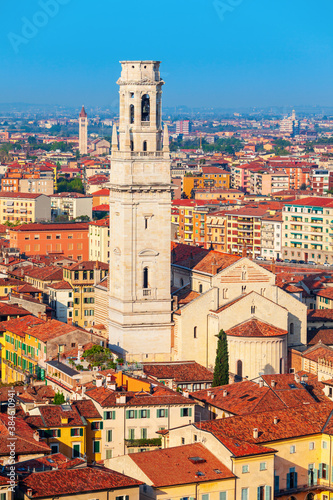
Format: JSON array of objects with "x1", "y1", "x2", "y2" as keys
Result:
[{"x1": 0, "y1": 0, "x2": 332, "y2": 108}]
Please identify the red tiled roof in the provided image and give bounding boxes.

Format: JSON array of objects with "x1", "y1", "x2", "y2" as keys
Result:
[
  {"x1": 308, "y1": 309, "x2": 333, "y2": 322},
  {"x1": 302, "y1": 344, "x2": 333, "y2": 363},
  {"x1": 25, "y1": 404, "x2": 84, "y2": 428},
  {"x1": 197, "y1": 403, "x2": 333, "y2": 447},
  {"x1": 92, "y1": 204, "x2": 109, "y2": 211},
  {"x1": 316, "y1": 288, "x2": 333, "y2": 300},
  {"x1": 284, "y1": 197, "x2": 333, "y2": 208},
  {"x1": 226, "y1": 319, "x2": 288, "y2": 338},
  {"x1": 64, "y1": 260, "x2": 108, "y2": 271},
  {"x1": 47, "y1": 280, "x2": 73, "y2": 290},
  {"x1": 0, "y1": 414, "x2": 50, "y2": 456},
  {"x1": 143, "y1": 361, "x2": 213, "y2": 383},
  {"x1": 10, "y1": 453, "x2": 85, "y2": 472},
  {"x1": 308, "y1": 329, "x2": 333, "y2": 345},
  {"x1": 10, "y1": 223, "x2": 89, "y2": 232},
  {"x1": 0, "y1": 192, "x2": 44, "y2": 199},
  {"x1": 92, "y1": 188, "x2": 110, "y2": 196},
  {"x1": 20, "y1": 466, "x2": 142, "y2": 497},
  {"x1": 72, "y1": 399, "x2": 102, "y2": 419},
  {"x1": 129, "y1": 443, "x2": 234, "y2": 487}
]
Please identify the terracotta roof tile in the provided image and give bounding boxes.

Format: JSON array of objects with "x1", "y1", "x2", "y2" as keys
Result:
[
  {"x1": 0, "y1": 414, "x2": 50, "y2": 456},
  {"x1": 20, "y1": 466, "x2": 142, "y2": 497},
  {"x1": 226, "y1": 318, "x2": 288, "y2": 338},
  {"x1": 129, "y1": 443, "x2": 234, "y2": 487},
  {"x1": 143, "y1": 361, "x2": 213, "y2": 383}
]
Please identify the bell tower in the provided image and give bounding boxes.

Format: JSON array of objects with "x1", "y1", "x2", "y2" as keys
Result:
[
  {"x1": 108, "y1": 61, "x2": 172, "y2": 361},
  {"x1": 79, "y1": 105, "x2": 88, "y2": 155}
]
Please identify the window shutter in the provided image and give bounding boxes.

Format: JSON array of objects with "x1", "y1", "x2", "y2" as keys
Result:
[
  {"x1": 112, "y1": 411, "x2": 116, "y2": 419},
  {"x1": 313, "y1": 468, "x2": 318, "y2": 485},
  {"x1": 181, "y1": 408, "x2": 184, "y2": 417},
  {"x1": 70, "y1": 428, "x2": 75, "y2": 437},
  {"x1": 147, "y1": 409, "x2": 150, "y2": 418},
  {"x1": 274, "y1": 475, "x2": 279, "y2": 492},
  {"x1": 265, "y1": 486, "x2": 271, "y2": 500},
  {"x1": 156, "y1": 409, "x2": 160, "y2": 418},
  {"x1": 165, "y1": 408, "x2": 168, "y2": 418},
  {"x1": 241, "y1": 490, "x2": 247, "y2": 500},
  {"x1": 220, "y1": 492, "x2": 227, "y2": 500},
  {"x1": 189, "y1": 408, "x2": 192, "y2": 417},
  {"x1": 57, "y1": 429, "x2": 61, "y2": 438},
  {"x1": 331, "y1": 466, "x2": 333, "y2": 483},
  {"x1": 134, "y1": 410, "x2": 137, "y2": 418},
  {"x1": 286, "y1": 473, "x2": 290, "y2": 489},
  {"x1": 80, "y1": 428, "x2": 83, "y2": 436},
  {"x1": 319, "y1": 463, "x2": 323, "y2": 479},
  {"x1": 103, "y1": 411, "x2": 107, "y2": 420},
  {"x1": 100, "y1": 421, "x2": 103, "y2": 430},
  {"x1": 138, "y1": 410, "x2": 142, "y2": 419},
  {"x1": 125, "y1": 496, "x2": 129, "y2": 500},
  {"x1": 202, "y1": 495, "x2": 209, "y2": 500},
  {"x1": 294, "y1": 472, "x2": 298, "y2": 488},
  {"x1": 126, "y1": 410, "x2": 130, "y2": 419},
  {"x1": 257, "y1": 487, "x2": 260, "y2": 500}
]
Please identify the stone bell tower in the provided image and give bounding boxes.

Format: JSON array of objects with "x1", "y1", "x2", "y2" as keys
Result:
[
  {"x1": 108, "y1": 61, "x2": 172, "y2": 361},
  {"x1": 79, "y1": 105, "x2": 88, "y2": 155}
]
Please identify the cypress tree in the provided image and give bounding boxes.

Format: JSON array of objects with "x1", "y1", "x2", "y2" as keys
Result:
[{"x1": 212, "y1": 329, "x2": 229, "y2": 387}]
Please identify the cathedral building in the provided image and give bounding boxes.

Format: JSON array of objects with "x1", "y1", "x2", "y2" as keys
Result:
[
  {"x1": 171, "y1": 244, "x2": 307, "y2": 377},
  {"x1": 107, "y1": 62, "x2": 307, "y2": 378}
]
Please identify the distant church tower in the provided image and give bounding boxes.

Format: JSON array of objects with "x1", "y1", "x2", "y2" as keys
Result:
[
  {"x1": 79, "y1": 105, "x2": 88, "y2": 155},
  {"x1": 108, "y1": 61, "x2": 172, "y2": 361}
]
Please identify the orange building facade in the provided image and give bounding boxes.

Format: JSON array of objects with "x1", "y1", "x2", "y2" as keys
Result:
[{"x1": 9, "y1": 222, "x2": 89, "y2": 260}]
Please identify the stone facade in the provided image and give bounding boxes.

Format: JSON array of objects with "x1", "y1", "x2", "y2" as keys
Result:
[
  {"x1": 79, "y1": 106, "x2": 88, "y2": 155},
  {"x1": 108, "y1": 61, "x2": 172, "y2": 361}
]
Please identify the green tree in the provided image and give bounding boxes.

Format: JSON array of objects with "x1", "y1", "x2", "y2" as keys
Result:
[
  {"x1": 212, "y1": 329, "x2": 229, "y2": 387},
  {"x1": 82, "y1": 345, "x2": 115, "y2": 368},
  {"x1": 53, "y1": 392, "x2": 65, "y2": 405}
]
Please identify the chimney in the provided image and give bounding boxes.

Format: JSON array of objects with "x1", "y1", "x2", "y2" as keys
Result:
[
  {"x1": 27, "y1": 489, "x2": 33, "y2": 497},
  {"x1": 301, "y1": 374, "x2": 308, "y2": 384},
  {"x1": 68, "y1": 318, "x2": 73, "y2": 325},
  {"x1": 41, "y1": 313, "x2": 47, "y2": 321},
  {"x1": 33, "y1": 430, "x2": 39, "y2": 442},
  {"x1": 259, "y1": 379, "x2": 264, "y2": 388},
  {"x1": 81, "y1": 386, "x2": 86, "y2": 396},
  {"x1": 182, "y1": 390, "x2": 189, "y2": 398},
  {"x1": 116, "y1": 394, "x2": 127, "y2": 404},
  {"x1": 294, "y1": 373, "x2": 300, "y2": 383},
  {"x1": 271, "y1": 380, "x2": 276, "y2": 388},
  {"x1": 253, "y1": 428, "x2": 258, "y2": 439},
  {"x1": 96, "y1": 376, "x2": 103, "y2": 388},
  {"x1": 274, "y1": 416, "x2": 278, "y2": 425},
  {"x1": 223, "y1": 390, "x2": 228, "y2": 397}
]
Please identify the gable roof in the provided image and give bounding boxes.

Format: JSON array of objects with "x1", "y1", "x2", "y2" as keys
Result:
[
  {"x1": 20, "y1": 466, "x2": 142, "y2": 498},
  {"x1": 128, "y1": 443, "x2": 234, "y2": 487},
  {"x1": 142, "y1": 361, "x2": 213, "y2": 383},
  {"x1": 0, "y1": 414, "x2": 50, "y2": 456}
]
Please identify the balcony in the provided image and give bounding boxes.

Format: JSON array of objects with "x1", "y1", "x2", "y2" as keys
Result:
[
  {"x1": 130, "y1": 151, "x2": 164, "y2": 157},
  {"x1": 125, "y1": 437, "x2": 161, "y2": 448},
  {"x1": 275, "y1": 479, "x2": 333, "y2": 497}
]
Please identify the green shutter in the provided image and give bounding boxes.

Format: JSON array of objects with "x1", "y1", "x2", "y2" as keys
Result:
[
  {"x1": 202, "y1": 495, "x2": 209, "y2": 500},
  {"x1": 265, "y1": 486, "x2": 271, "y2": 500},
  {"x1": 165, "y1": 408, "x2": 168, "y2": 418},
  {"x1": 112, "y1": 411, "x2": 116, "y2": 419},
  {"x1": 100, "y1": 421, "x2": 103, "y2": 430},
  {"x1": 134, "y1": 410, "x2": 137, "y2": 418},
  {"x1": 156, "y1": 409, "x2": 160, "y2": 418},
  {"x1": 220, "y1": 493, "x2": 226, "y2": 500},
  {"x1": 57, "y1": 429, "x2": 61, "y2": 437},
  {"x1": 103, "y1": 411, "x2": 107, "y2": 420},
  {"x1": 147, "y1": 409, "x2": 150, "y2": 418},
  {"x1": 189, "y1": 408, "x2": 192, "y2": 417},
  {"x1": 126, "y1": 410, "x2": 130, "y2": 419},
  {"x1": 180, "y1": 408, "x2": 184, "y2": 417},
  {"x1": 80, "y1": 428, "x2": 83, "y2": 436},
  {"x1": 319, "y1": 463, "x2": 323, "y2": 479},
  {"x1": 70, "y1": 428, "x2": 75, "y2": 437}
]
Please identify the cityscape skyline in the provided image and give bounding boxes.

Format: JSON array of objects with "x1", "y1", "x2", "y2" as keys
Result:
[{"x1": 1, "y1": 0, "x2": 333, "y2": 108}]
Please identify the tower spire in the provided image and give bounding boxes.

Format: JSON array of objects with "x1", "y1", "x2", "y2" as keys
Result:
[
  {"x1": 163, "y1": 124, "x2": 170, "y2": 153},
  {"x1": 111, "y1": 124, "x2": 118, "y2": 152}
]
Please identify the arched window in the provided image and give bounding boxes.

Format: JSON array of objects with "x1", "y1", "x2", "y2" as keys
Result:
[
  {"x1": 289, "y1": 322, "x2": 294, "y2": 335},
  {"x1": 130, "y1": 104, "x2": 134, "y2": 124},
  {"x1": 143, "y1": 267, "x2": 149, "y2": 289},
  {"x1": 143, "y1": 141, "x2": 147, "y2": 152},
  {"x1": 236, "y1": 360, "x2": 243, "y2": 379},
  {"x1": 141, "y1": 94, "x2": 150, "y2": 122}
]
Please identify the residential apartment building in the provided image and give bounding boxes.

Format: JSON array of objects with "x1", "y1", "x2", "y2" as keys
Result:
[
  {"x1": 205, "y1": 211, "x2": 227, "y2": 251},
  {"x1": 51, "y1": 193, "x2": 92, "y2": 220},
  {"x1": 89, "y1": 218, "x2": 110, "y2": 263},
  {"x1": 310, "y1": 169, "x2": 333, "y2": 195},
  {"x1": 226, "y1": 207, "x2": 266, "y2": 257},
  {"x1": 1, "y1": 162, "x2": 55, "y2": 195},
  {"x1": 260, "y1": 213, "x2": 282, "y2": 260},
  {"x1": 176, "y1": 120, "x2": 190, "y2": 135},
  {"x1": 63, "y1": 261, "x2": 108, "y2": 328},
  {"x1": 85, "y1": 383, "x2": 196, "y2": 458},
  {"x1": 282, "y1": 197, "x2": 333, "y2": 263},
  {"x1": 9, "y1": 222, "x2": 90, "y2": 260},
  {"x1": 182, "y1": 167, "x2": 230, "y2": 198},
  {"x1": 0, "y1": 192, "x2": 51, "y2": 224},
  {"x1": 48, "y1": 280, "x2": 74, "y2": 323}
]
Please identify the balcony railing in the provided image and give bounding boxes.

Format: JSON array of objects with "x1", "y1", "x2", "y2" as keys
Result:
[{"x1": 275, "y1": 479, "x2": 333, "y2": 497}]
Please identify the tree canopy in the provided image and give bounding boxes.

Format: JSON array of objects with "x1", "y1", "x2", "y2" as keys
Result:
[{"x1": 212, "y1": 329, "x2": 229, "y2": 387}]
